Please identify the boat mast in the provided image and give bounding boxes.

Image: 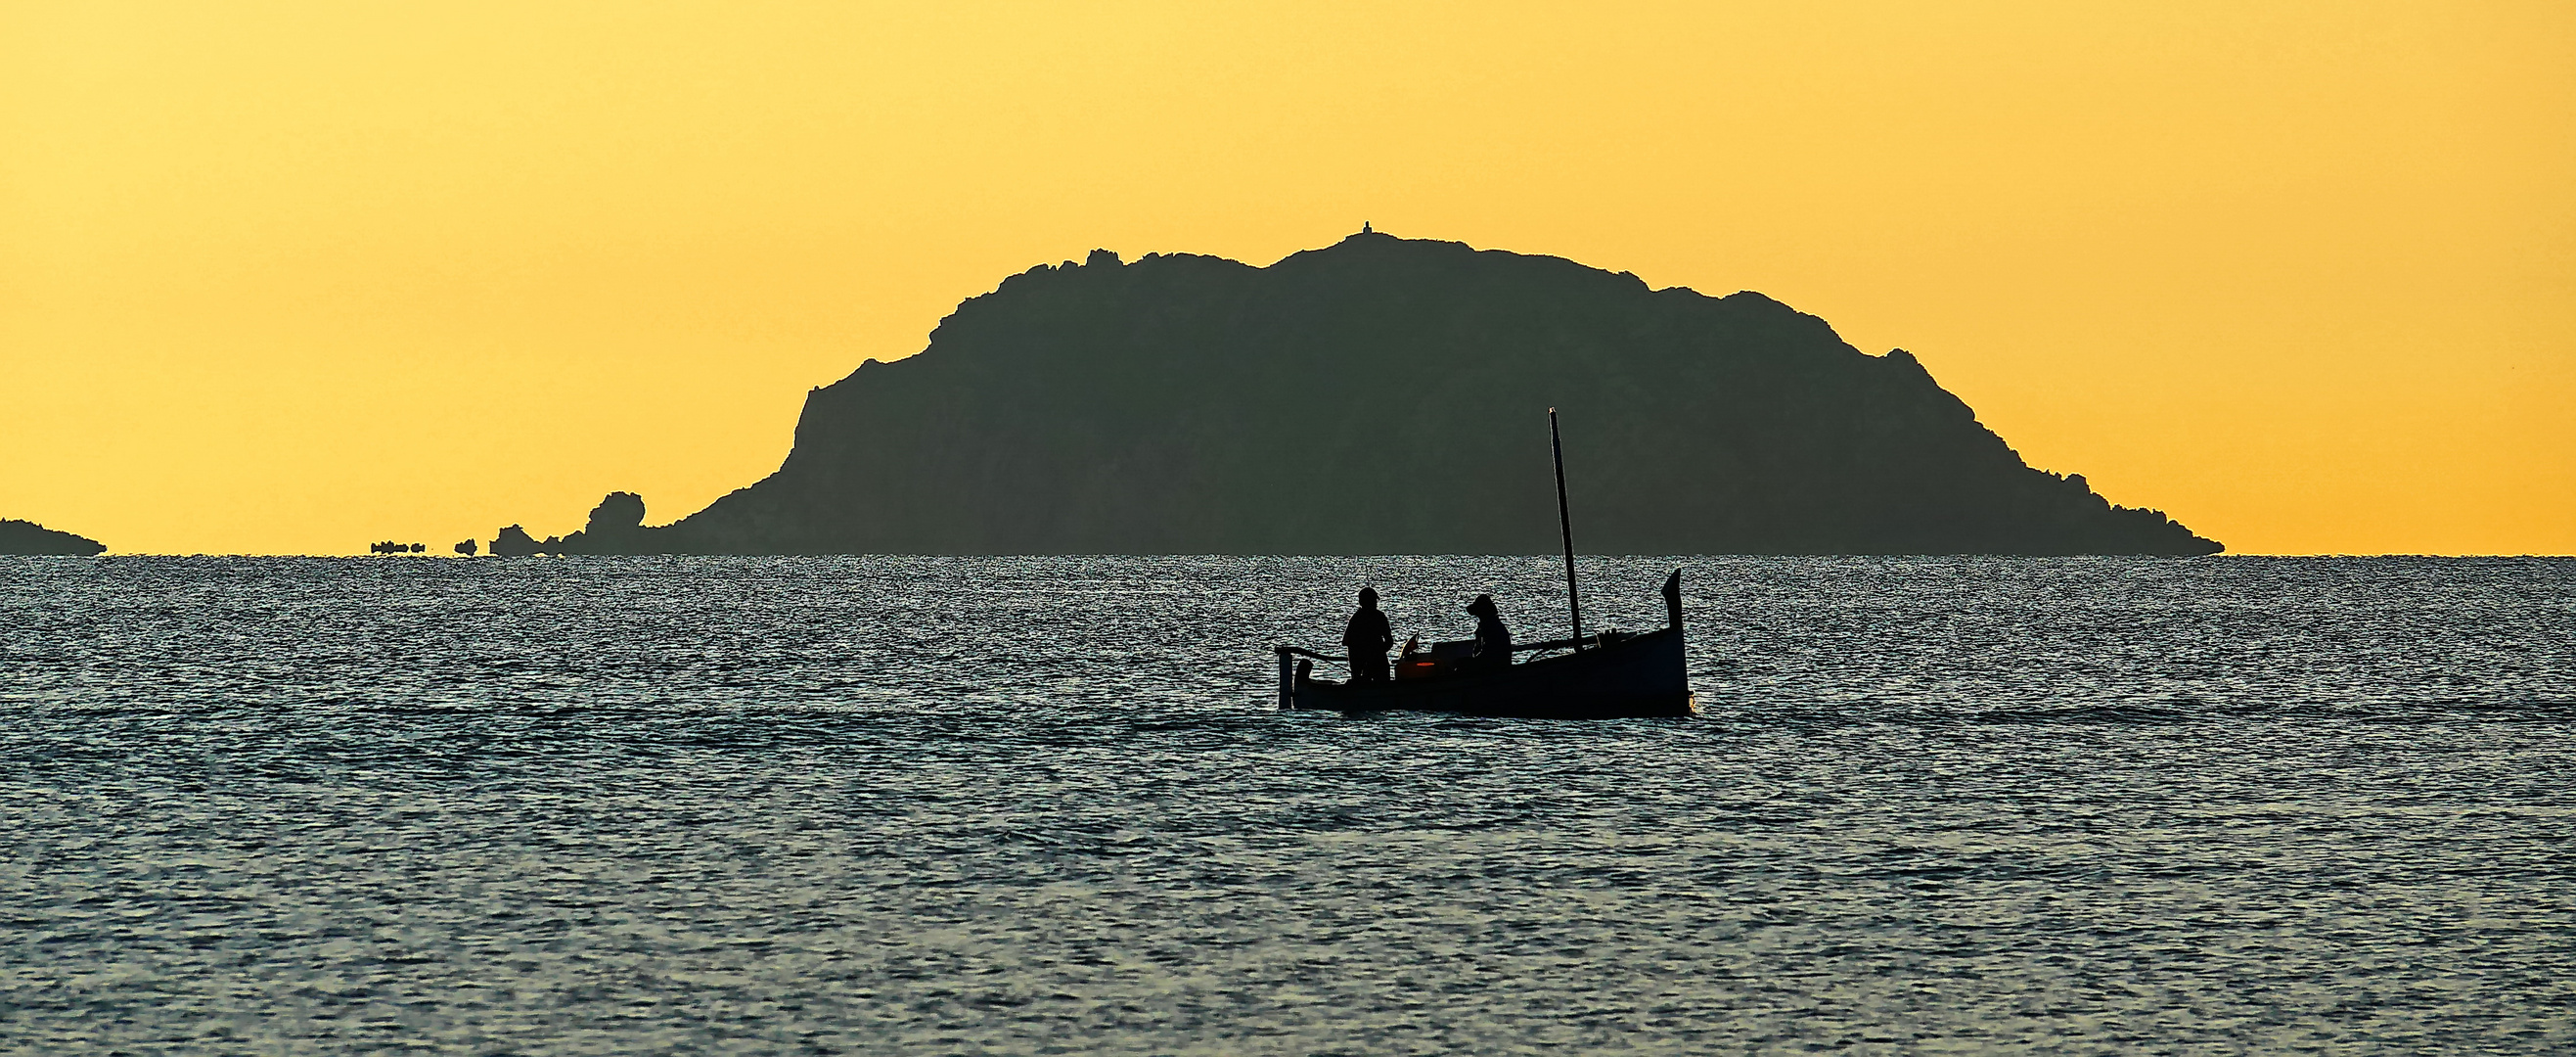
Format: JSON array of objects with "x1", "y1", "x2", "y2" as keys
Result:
[{"x1": 1550, "y1": 408, "x2": 1584, "y2": 651}]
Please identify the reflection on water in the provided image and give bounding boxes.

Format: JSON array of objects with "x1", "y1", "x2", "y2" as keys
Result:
[{"x1": 3, "y1": 556, "x2": 2572, "y2": 1053}]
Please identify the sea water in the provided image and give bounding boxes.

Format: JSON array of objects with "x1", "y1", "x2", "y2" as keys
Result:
[{"x1": 3, "y1": 555, "x2": 2571, "y2": 1054}]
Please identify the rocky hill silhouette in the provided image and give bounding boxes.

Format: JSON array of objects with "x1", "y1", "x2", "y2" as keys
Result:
[
  {"x1": 1, "y1": 519, "x2": 106, "y2": 556},
  {"x1": 555, "y1": 231, "x2": 2220, "y2": 555}
]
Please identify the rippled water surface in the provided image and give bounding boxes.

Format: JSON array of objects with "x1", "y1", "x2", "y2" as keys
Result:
[{"x1": 4, "y1": 556, "x2": 2572, "y2": 1054}]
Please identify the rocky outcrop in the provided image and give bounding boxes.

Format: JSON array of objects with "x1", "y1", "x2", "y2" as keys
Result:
[
  {"x1": 557, "y1": 492, "x2": 648, "y2": 555},
  {"x1": 549, "y1": 232, "x2": 2221, "y2": 555},
  {"x1": 489, "y1": 525, "x2": 546, "y2": 557},
  {"x1": 483, "y1": 492, "x2": 649, "y2": 557},
  {"x1": 0, "y1": 519, "x2": 107, "y2": 556}
]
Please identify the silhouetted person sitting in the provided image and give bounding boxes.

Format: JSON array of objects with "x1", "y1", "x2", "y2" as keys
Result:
[
  {"x1": 1343, "y1": 587, "x2": 1394, "y2": 682},
  {"x1": 1468, "y1": 594, "x2": 1513, "y2": 669}
]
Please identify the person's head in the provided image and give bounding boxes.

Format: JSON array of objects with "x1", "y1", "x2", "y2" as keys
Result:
[
  {"x1": 1467, "y1": 593, "x2": 1498, "y2": 618},
  {"x1": 1358, "y1": 586, "x2": 1378, "y2": 609}
]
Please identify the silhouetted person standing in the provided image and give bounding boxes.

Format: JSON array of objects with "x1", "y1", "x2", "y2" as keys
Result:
[
  {"x1": 1468, "y1": 594, "x2": 1513, "y2": 669},
  {"x1": 1343, "y1": 587, "x2": 1393, "y2": 682}
]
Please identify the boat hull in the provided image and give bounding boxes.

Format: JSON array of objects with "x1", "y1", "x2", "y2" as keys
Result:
[{"x1": 1284, "y1": 625, "x2": 1693, "y2": 719}]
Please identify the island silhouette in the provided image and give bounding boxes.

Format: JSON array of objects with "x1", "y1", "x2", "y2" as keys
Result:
[
  {"x1": 0, "y1": 519, "x2": 106, "y2": 556},
  {"x1": 519, "y1": 230, "x2": 2221, "y2": 556}
]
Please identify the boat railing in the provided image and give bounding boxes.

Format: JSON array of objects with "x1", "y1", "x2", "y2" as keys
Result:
[
  {"x1": 1504, "y1": 636, "x2": 1597, "y2": 652},
  {"x1": 1275, "y1": 630, "x2": 1638, "y2": 664},
  {"x1": 1274, "y1": 638, "x2": 1581, "y2": 666}
]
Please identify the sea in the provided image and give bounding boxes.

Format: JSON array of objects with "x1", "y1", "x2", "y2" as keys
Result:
[{"x1": 3, "y1": 555, "x2": 2571, "y2": 1054}]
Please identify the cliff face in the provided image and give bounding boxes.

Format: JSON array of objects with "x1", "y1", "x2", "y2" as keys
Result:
[
  {"x1": 633, "y1": 232, "x2": 2219, "y2": 555},
  {"x1": 0, "y1": 519, "x2": 106, "y2": 556}
]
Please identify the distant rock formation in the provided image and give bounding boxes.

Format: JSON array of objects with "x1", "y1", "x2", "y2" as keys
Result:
[
  {"x1": 483, "y1": 493, "x2": 647, "y2": 557},
  {"x1": 557, "y1": 492, "x2": 648, "y2": 555},
  {"x1": 0, "y1": 519, "x2": 107, "y2": 556},
  {"x1": 490, "y1": 525, "x2": 544, "y2": 558},
  {"x1": 538, "y1": 232, "x2": 2222, "y2": 555}
]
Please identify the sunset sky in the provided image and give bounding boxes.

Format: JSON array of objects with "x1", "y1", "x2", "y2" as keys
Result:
[{"x1": 5, "y1": 1, "x2": 2569, "y2": 555}]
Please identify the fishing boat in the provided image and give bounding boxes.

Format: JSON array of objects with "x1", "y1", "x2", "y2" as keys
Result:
[{"x1": 1273, "y1": 409, "x2": 1695, "y2": 719}]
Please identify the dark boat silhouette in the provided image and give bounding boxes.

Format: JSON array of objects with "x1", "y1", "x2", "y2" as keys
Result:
[
  {"x1": 1273, "y1": 409, "x2": 1695, "y2": 719},
  {"x1": 1276, "y1": 572, "x2": 1694, "y2": 718}
]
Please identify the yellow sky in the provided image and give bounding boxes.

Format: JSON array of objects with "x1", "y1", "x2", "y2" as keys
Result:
[{"x1": 4, "y1": 1, "x2": 2570, "y2": 555}]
